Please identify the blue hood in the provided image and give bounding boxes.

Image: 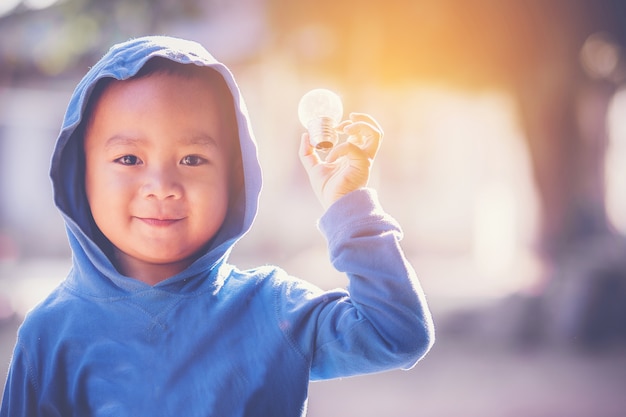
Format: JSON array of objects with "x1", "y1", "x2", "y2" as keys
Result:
[{"x1": 49, "y1": 36, "x2": 262, "y2": 293}]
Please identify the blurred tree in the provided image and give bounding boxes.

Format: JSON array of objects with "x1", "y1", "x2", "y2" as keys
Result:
[{"x1": 0, "y1": 0, "x2": 205, "y2": 82}]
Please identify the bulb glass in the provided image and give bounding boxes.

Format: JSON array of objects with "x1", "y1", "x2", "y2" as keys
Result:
[{"x1": 298, "y1": 88, "x2": 343, "y2": 150}]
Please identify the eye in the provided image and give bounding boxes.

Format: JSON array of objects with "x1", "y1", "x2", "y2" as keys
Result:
[
  {"x1": 180, "y1": 155, "x2": 208, "y2": 166},
  {"x1": 114, "y1": 155, "x2": 142, "y2": 165}
]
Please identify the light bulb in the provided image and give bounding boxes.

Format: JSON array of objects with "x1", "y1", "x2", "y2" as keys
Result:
[{"x1": 298, "y1": 88, "x2": 343, "y2": 150}]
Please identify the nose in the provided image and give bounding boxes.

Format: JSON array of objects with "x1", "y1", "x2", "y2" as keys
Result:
[{"x1": 140, "y1": 164, "x2": 183, "y2": 200}]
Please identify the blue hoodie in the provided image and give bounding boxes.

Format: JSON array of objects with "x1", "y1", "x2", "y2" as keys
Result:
[{"x1": 1, "y1": 36, "x2": 434, "y2": 416}]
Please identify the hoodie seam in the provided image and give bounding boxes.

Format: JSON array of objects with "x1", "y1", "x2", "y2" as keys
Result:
[
  {"x1": 15, "y1": 340, "x2": 40, "y2": 401},
  {"x1": 61, "y1": 280, "x2": 219, "y2": 302},
  {"x1": 60, "y1": 281, "x2": 218, "y2": 333},
  {"x1": 272, "y1": 275, "x2": 310, "y2": 365}
]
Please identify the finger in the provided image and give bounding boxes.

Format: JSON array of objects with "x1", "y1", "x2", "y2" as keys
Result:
[
  {"x1": 342, "y1": 121, "x2": 382, "y2": 159},
  {"x1": 325, "y1": 140, "x2": 367, "y2": 165},
  {"x1": 348, "y1": 112, "x2": 384, "y2": 136},
  {"x1": 335, "y1": 119, "x2": 351, "y2": 132},
  {"x1": 298, "y1": 132, "x2": 321, "y2": 171},
  {"x1": 335, "y1": 113, "x2": 381, "y2": 133}
]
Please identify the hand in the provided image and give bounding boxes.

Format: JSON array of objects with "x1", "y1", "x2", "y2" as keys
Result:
[{"x1": 299, "y1": 112, "x2": 383, "y2": 210}]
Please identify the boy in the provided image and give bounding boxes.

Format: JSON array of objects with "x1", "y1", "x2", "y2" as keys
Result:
[{"x1": 1, "y1": 36, "x2": 434, "y2": 416}]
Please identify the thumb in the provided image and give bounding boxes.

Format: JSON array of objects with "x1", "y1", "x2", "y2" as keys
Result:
[{"x1": 298, "y1": 132, "x2": 321, "y2": 173}]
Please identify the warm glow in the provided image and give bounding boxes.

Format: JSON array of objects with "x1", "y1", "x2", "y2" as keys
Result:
[
  {"x1": 606, "y1": 88, "x2": 626, "y2": 234},
  {"x1": 473, "y1": 181, "x2": 517, "y2": 277}
]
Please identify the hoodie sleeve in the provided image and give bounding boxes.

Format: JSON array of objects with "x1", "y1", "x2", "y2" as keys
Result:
[
  {"x1": 0, "y1": 342, "x2": 39, "y2": 417},
  {"x1": 278, "y1": 188, "x2": 435, "y2": 380}
]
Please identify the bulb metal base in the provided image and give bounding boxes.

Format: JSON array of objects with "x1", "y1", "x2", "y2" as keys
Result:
[{"x1": 307, "y1": 116, "x2": 338, "y2": 150}]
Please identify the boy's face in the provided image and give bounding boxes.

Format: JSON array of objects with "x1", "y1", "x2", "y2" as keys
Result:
[{"x1": 84, "y1": 73, "x2": 234, "y2": 283}]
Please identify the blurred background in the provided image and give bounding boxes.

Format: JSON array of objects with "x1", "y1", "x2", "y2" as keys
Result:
[{"x1": 1, "y1": 0, "x2": 626, "y2": 415}]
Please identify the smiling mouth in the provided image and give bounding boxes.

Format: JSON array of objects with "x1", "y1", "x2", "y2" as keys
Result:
[{"x1": 137, "y1": 217, "x2": 183, "y2": 227}]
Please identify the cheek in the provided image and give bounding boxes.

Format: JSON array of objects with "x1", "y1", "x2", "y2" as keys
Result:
[
  {"x1": 186, "y1": 174, "x2": 230, "y2": 223},
  {"x1": 86, "y1": 162, "x2": 106, "y2": 203},
  {"x1": 190, "y1": 177, "x2": 229, "y2": 208},
  {"x1": 85, "y1": 166, "x2": 129, "y2": 219}
]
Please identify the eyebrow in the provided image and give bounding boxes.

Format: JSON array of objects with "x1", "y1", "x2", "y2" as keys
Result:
[
  {"x1": 104, "y1": 135, "x2": 145, "y2": 150},
  {"x1": 181, "y1": 133, "x2": 218, "y2": 148},
  {"x1": 103, "y1": 133, "x2": 218, "y2": 149}
]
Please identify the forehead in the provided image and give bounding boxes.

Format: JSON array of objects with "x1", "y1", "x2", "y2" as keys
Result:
[
  {"x1": 85, "y1": 71, "x2": 237, "y2": 149},
  {"x1": 97, "y1": 73, "x2": 224, "y2": 115}
]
